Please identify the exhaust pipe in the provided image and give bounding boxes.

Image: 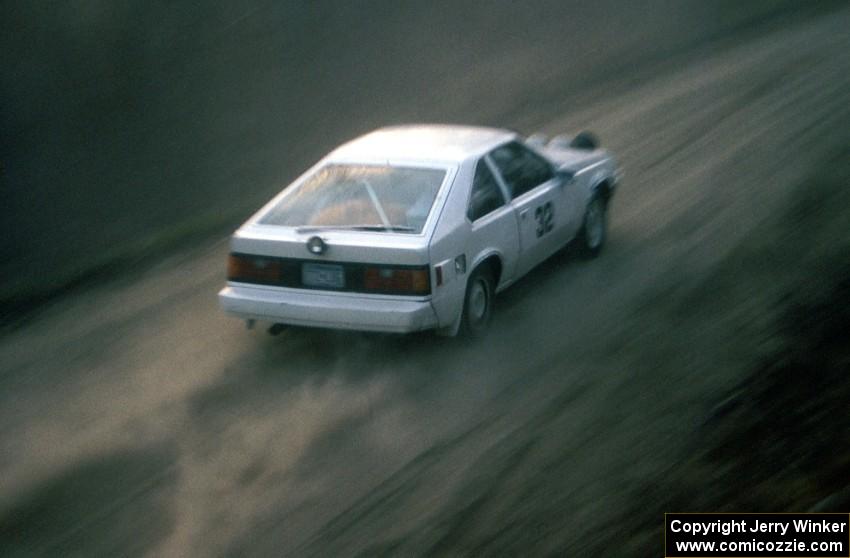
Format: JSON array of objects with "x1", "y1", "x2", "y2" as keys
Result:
[{"x1": 268, "y1": 323, "x2": 288, "y2": 336}]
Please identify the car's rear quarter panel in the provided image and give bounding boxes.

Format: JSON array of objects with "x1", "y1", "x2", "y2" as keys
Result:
[{"x1": 425, "y1": 159, "x2": 473, "y2": 330}]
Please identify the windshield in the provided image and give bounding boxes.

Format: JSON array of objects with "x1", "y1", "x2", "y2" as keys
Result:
[{"x1": 259, "y1": 164, "x2": 447, "y2": 234}]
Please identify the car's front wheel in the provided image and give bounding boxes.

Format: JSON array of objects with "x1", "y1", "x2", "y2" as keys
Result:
[
  {"x1": 579, "y1": 196, "x2": 607, "y2": 258},
  {"x1": 460, "y1": 267, "x2": 494, "y2": 338}
]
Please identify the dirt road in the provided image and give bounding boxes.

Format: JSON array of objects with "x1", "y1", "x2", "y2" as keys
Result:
[{"x1": 2, "y1": 6, "x2": 849, "y2": 557}]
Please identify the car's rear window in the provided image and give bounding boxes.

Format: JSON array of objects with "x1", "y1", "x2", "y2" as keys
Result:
[{"x1": 259, "y1": 164, "x2": 447, "y2": 233}]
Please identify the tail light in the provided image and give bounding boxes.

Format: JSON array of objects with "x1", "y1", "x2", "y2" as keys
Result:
[
  {"x1": 227, "y1": 253, "x2": 282, "y2": 284},
  {"x1": 363, "y1": 266, "x2": 430, "y2": 295},
  {"x1": 227, "y1": 253, "x2": 431, "y2": 295}
]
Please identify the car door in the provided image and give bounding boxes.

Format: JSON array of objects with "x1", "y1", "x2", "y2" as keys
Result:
[
  {"x1": 466, "y1": 157, "x2": 519, "y2": 287},
  {"x1": 488, "y1": 141, "x2": 563, "y2": 276},
  {"x1": 556, "y1": 168, "x2": 589, "y2": 242}
]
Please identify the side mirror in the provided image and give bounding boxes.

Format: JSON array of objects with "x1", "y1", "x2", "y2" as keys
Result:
[{"x1": 558, "y1": 169, "x2": 576, "y2": 186}]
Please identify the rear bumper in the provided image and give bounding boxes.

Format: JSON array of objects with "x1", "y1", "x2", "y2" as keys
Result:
[{"x1": 218, "y1": 283, "x2": 439, "y2": 333}]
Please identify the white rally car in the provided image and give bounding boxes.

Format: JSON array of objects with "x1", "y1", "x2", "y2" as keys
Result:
[{"x1": 219, "y1": 125, "x2": 620, "y2": 336}]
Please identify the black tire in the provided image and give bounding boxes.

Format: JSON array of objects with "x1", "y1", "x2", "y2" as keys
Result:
[
  {"x1": 578, "y1": 196, "x2": 607, "y2": 258},
  {"x1": 460, "y1": 267, "x2": 495, "y2": 338}
]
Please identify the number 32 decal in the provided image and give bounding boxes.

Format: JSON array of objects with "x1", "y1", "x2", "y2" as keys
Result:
[{"x1": 534, "y1": 201, "x2": 554, "y2": 238}]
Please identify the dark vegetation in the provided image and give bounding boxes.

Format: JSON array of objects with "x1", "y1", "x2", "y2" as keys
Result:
[
  {"x1": 615, "y1": 152, "x2": 850, "y2": 554},
  {"x1": 697, "y1": 268, "x2": 850, "y2": 511}
]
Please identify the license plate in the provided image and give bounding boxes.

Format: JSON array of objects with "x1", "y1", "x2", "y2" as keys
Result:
[{"x1": 301, "y1": 263, "x2": 345, "y2": 289}]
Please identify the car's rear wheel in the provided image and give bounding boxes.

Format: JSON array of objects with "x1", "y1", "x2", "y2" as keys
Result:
[
  {"x1": 460, "y1": 267, "x2": 494, "y2": 338},
  {"x1": 579, "y1": 196, "x2": 607, "y2": 258}
]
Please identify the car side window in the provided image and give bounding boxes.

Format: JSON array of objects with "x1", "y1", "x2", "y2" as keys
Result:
[
  {"x1": 467, "y1": 159, "x2": 506, "y2": 222},
  {"x1": 489, "y1": 141, "x2": 554, "y2": 199}
]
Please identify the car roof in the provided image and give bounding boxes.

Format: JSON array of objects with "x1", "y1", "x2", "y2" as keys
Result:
[{"x1": 327, "y1": 124, "x2": 516, "y2": 165}]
